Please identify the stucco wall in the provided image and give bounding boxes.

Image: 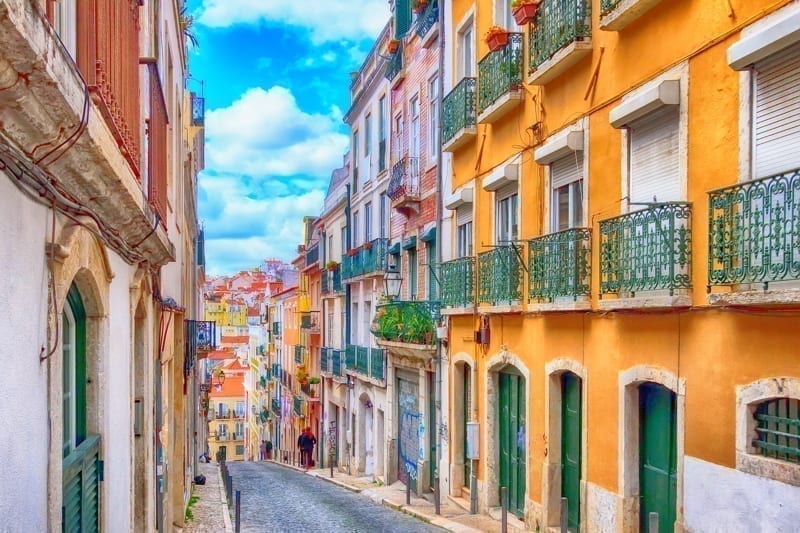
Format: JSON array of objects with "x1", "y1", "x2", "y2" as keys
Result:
[
  {"x1": 684, "y1": 456, "x2": 800, "y2": 532},
  {"x1": 0, "y1": 173, "x2": 49, "y2": 530}
]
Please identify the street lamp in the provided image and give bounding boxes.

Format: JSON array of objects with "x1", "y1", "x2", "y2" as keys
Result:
[
  {"x1": 212, "y1": 369, "x2": 226, "y2": 390},
  {"x1": 383, "y1": 262, "x2": 403, "y2": 299}
]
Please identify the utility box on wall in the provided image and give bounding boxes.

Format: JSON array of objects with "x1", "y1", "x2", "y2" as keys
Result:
[{"x1": 466, "y1": 421, "x2": 479, "y2": 460}]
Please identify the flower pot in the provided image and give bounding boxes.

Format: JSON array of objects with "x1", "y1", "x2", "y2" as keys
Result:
[
  {"x1": 412, "y1": 0, "x2": 427, "y2": 13},
  {"x1": 387, "y1": 40, "x2": 400, "y2": 54},
  {"x1": 512, "y1": 2, "x2": 540, "y2": 26},
  {"x1": 486, "y1": 31, "x2": 509, "y2": 52}
]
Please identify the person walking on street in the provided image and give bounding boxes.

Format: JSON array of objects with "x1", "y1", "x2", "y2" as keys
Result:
[
  {"x1": 297, "y1": 430, "x2": 308, "y2": 467},
  {"x1": 299, "y1": 427, "x2": 317, "y2": 469}
]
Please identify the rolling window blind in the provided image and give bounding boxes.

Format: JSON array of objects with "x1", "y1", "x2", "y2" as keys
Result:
[
  {"x1": 551, "y1": 152, "x2": 583, "y2": 190},
  {"x1": 629, "y1": 106, "x2": 680, "y2": 204}
]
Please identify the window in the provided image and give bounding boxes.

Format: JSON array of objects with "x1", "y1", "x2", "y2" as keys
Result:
[
  {"x1": 62, "y1": 284, "x2": 86, "y2": 458},
  {"x1": 235, "y1": 445, "x2": 245, "y2": 455},
  {"x1": 753, "y1": 398, "x2": 800, "y2": 463},
  {"x1": 352, "y1": 130, "x2": 360, "y2": 193},
  {"x1": 235, "y1": 402, "x2": 245, "y2": 417},
  {"x1": 341, "y1": 227, "x2": 347, "y2": 255},
  {"x1": 458, "y1": 20, "x2": 475, "y2": 79},
  {"x1": 328, "y1": 234, "x2": 334, "y2": 261},
  {"x1": 326, "y1": 305, "x2": 334, "y2": 346},
  {"x1": 218, "y1": 423, "x2": 229, "y2": 435},
  {"x1": 456, "y1": 204, "x2": 474, "y2": 257},
  {"x1": 352, "y1": 303, "x2": 359, "y2": 344},
  {"x1": 496, "y1": 186, "x2": 518, "y2": 243},
  {"x1": 363, "y1": 301, "x2": 372, "y2": 346},
  {"x1": 352, "y1": 211, "x2": 360, "y2": 247},
  {"x1": 380, "y1": 195, "x2": 387, "y2": 238},
  {"x1": 495, "y1": 0, "x2": 515, "y2": 29},
  {"x1": 429, "y1": 76, "x2": 439, "y2": 162},
  {"x1": 365, "y1": 113, "x2": 372, "y2": 157},
  {"x1": 394, "y1": 113, "x2": 404, "y2": 160},
  {"x1": 752, "y1": 43, "x2": 800, "y2": 179},
  {"x1": 53, "y1": 0, "x2": 77, "y2": 58},
  {"x1": 551, "y1": 153, "x2": 584, "y2": 231},
  {"x1": 364, "y1": 202, "x2": 373, "y2": 242},
  {"x1": 408, "y1": 248, "x2": 418, "y2": 300},
  {"x1": 235, "y1": 422, "x2": 244, "y2": 436},
  {"x1": 628, "y1": 106, "x2": 680, "y2": 203},
  {"x1": 410, "y1": 96, "x2": 421, "y2": 158},
  {"x1": 379, "y1": 96, "x2": 388, "y2": 171},
  {"x1": 427, "y1": 240, "x2": 437, "y2": 299}
]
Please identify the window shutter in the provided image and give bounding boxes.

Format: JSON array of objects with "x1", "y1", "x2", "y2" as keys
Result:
[
  {"x1": 495, "y1": 183, "x2": 517, "y2": 202},
  {"x1": 456, "y1": 204, "x2": 472, "y2": 226},
  {"x1": 754, "y1": 43, "x2": 800, "y2": 179},
  {"x1": 629, "y1": 106, "x2": 680, "y2": 204},
  {"x1": 551, "y1": 152, "x2": 583, "y2": 190},
  {"x1": 395, "y1": 0, "x2": 412, "y2": 37}
]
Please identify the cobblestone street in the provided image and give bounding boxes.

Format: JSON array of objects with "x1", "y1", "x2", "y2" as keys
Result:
[{"x1": 226, "y1": 461, "x2": 445, "y2": 532}]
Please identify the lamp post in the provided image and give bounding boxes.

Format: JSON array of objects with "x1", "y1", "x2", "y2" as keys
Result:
[
  {"x1": 383, "y1": 262, "x2": 403, "y2": 300},
  {"x1": 212, "y1": 369, "x2": 226, "y2": 390}
]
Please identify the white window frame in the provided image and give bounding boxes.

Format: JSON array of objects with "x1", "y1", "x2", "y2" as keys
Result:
[
  {"x1": 428, "y1": 75, "x2": 439, "y2": 164},
  {"x1": 457, "y1": 220, "x2": 473, "y2": 258},
  {"x1": 410, "y1": 95, "x2": 421, "y2": 159},
  {"x1": 364, "y1": 113, "x2": 372, "y2": 157},
  {"x1": 495, "y1": 188, "x2": 518, "y2": 244},
  {"x1": 352, "y1": 211, "x2": 360, "y2": 247},
  {"x1": 494, "y1": 0, "x2": 517, "y2": 30},
  {"x1": 53, "y1": 0, "x2": 78, "y2": 58},
  {"x1": 457, "y1": 14, "x2": 475, "y2": 79},
  {"x1": 62, "y1": 304, "x2": 77, "y2": 457},
  {"x1": 364, "y1": 202, "x2": 373, "y2": 243}
]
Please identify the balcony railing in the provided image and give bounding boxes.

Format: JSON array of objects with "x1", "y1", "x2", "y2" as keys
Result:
[
  {"x1": 385, "y1": 42, "x2": 404, "y2": 82},
  {"x1": 600, "y1": 0, "x2": 622, "y2": 16},
  {"x1": 709, "y1": 169, "x2": 800, "y2": 287},
  {"x1": 294, "y1": 345, "x2": 304, "y2": 364},
  {"x1": 191, "y1": 93, "x2": 205, "y2": 126},
  {"x1": 478, "y1": 33, "x2": 524, "y2": 115},
  {"x1": 305, "y1": 243, "x2": 320, "y2": 268},
  {"x1": 300, "y1": 382, "x2": 318, "y2": 398},
  {"x1": 148, "y1": 64, "x2": 168, "y2": 224},
  {"x1": 440, "y1": 257, "x2": 476, "y2": 308},
  {"x1": 529, "y1": 0, "x2": 591, "y2": 71},
  {"x1": 415, "y1": 0, "x2": 439, "y2": 38},
  {"x1": 387, "y1": 156, "x2": 421, "y2": 202},
  {"x1": 372, "y1": 301, "x2": 438, "y2": 345},
  {"x1": 321, "y1": 347, "x2": 345, "y2": 378},
  {"x1": 599, "y1": 203, "x2": 692, "y2": 296},
  {"x1": 342, "y1": 238, "x2": 389, "y2": 279},
  {"x1": 345, "y1": 345, "x2": 386, "y2": 382},
  {"x1": 442, "y1": 77, "x2": 477, "y2": 146},
  {"x1": 322, "y1": 267, "x2": 343, "y2": 294},
  {"x1": 478, "y1": 246, "x2": 523, "y2": 306},
  {"x1": 528, "y1": 228, "x2": 591, "y2": 302}
]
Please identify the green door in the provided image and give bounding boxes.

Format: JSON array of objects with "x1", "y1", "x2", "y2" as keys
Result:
[
  {"x1": 499, "y1": 371, "x2": 526, "y2": 518},
  {"x1": 639, "y1": 383, "x2": 677, "y2": 533},
  {"x1": 561, "y1": 373, "x2": 581, "y2": 532},
  {"x1": 463, "y1": 365, "x2": 472, "y2": 487}
]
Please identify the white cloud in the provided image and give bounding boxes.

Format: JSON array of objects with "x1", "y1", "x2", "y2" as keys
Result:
[
  {"x1": 204, "y1": 86, "x2": 349, "y2": 178},
  {"x1": 196, "y1": 0, "x2": 390, "y2": 44}
]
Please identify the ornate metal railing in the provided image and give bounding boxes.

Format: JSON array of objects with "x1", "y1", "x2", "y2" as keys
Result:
[
  {"x1": 322, "y1": 268, "x2": 343, "y2": 294},
  {"x1": 442, "y1": 77, "x2": 477, "y2": 146},
  {"x1": 528, "y1": 228, "x2": 591, "y2": 301},
  {"x1": 342, "y1": 238, "x2": 389, "y2": 279},
  {"x1": 529, "y1": 0, "x2": 591, "y2": 71},
  {"x1": 294, "y1": 345, "x2": 304, "y2": 364},
  {"x1": 385, "y1": 42, "x2": 404, "y2": 82},
  {"x1": 600, "y1": 0, "x2": 622, "y2": 16},
  {"x1": 191, "y1": 93, "x2": 205, "y2": 126},
  {"x1": 322, "y1": 347, "x2": 345, "y2": 378},
  {"x1": 709, "y1": 170, "x2": 800, "y2": 287},
  {"x1": 388, "y1": 156, "x2": 421, "y2": 201},
  {"x1": 372, "y1": 301, "x2": 439, "y2": 344},
  {"x1": 599, "y1": 203, "x2": 692, "y2": 296},
  {"x1": 440, "y1": 257, "x2": 476, "y2": 307},
  {"x1": 478, "y1": 246, "x2": 523, "y2": 305},
  {"x1": 345, "y1": 345, "x2": 386, "y2": 382},
  {"x1": 478, "y1": 33, "x2": 524, "y2": 115},
  {"x1": 415, "y1": 0, "x2": 439, "y2": 38},
  {"x1": 305, "y1": 243, "x2": 320, "y2": 267}
]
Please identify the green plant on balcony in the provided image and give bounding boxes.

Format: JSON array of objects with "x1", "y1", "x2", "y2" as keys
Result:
[
  {"x1": 308, "y1": 376, "x2": 321, "y2": 384},
  {"x1": 325, "y1": 260, "x2": 339, "y2": 271},
  {"x1": 372, "y1": 302, "x2": 435, "y2": 345}
]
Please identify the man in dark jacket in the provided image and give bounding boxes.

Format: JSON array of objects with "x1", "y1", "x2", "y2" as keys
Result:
[{"x1": 298, "y1": 427, "x2": 317, "y2": 468}]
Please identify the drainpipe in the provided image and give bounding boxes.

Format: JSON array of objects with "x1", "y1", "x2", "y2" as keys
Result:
[
  {"x1": 344, "y1": 182, "x2": 353, "y2": 474},
  {"x1": 434, "y1": 0, "x2": 446, "y2": 514}
]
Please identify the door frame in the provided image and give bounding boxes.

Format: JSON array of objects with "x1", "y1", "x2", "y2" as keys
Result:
[
  {"x1": 619, "y1": 366, "x2": 686, "y2": 532},
  {"x1": 543, "y1": 358, "x2": 588, "y2": 530},
  {"x1": 484, "y1": 351, "x2": 531, "y2": 515},
  {"x1": 450, "y1": 352, "x2": 477, "y2": 496}
]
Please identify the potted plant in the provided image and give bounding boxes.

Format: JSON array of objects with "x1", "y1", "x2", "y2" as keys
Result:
[
  {"x1": 511, "y1": 0, "x2": 541, "y2": 26},
  {"x1": 363, "y1": 241, "x2": 373, "y2": 250},
  {"x1": 484, "y1": 26, "x2": 509, "y2": 52},
  {"x1": 325, "y1": 260, "x2": 339, "y2": 271},
  {"x1": 412, "y1": 0, "x2": 428, "y2": 13},
  {"x1": 308, "y1": 376, "x2": 321, "y2": 385},
  {"x1": 387, "y1": 38, "x2": 401, "y2": 54},
  {"x1": 347, "y1": 248, "x2": 358, "y2": 257}
]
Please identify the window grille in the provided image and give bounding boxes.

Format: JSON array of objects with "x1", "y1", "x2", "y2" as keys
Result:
[{"x1": 753, "y1": 398, "x2": 800, "y2": 463}]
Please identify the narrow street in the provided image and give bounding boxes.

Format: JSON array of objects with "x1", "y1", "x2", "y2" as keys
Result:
[{"x1": 226, "y1": 462, "x2": 445, "y2": 532}]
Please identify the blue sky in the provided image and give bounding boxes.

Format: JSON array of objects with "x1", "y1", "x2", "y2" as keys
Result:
[{"x1": 187, "y1": 0, "x2": 390, "y2": 275}]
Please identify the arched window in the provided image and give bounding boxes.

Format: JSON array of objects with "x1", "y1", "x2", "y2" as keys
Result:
[{"x1": 62, "y1": 283, "x2": 86, "y2": 457}]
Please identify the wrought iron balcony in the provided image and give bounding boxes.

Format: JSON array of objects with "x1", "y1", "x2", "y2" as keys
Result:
[
  {"x1": 322, "y1": 266, "x2": 344, "y2": 294},
  {"x1": 442, "y1": 77, "x2": 477, "y2": 149},
  {"x1": 271, "y1": 398, "x2": 281, "y2": 416},
  {"x1": 342, "y1": 237, "x2": 389, "y2": 280},
  {"x1": 440, "y1": 257, "x2": 476, "y2": 308},
  {"x1": 384, "y1": 42, "x2": 404, "y2": 83},
  {"x1": 478, "y1": 246, "x2": 523, "y2": 306},
  {"x1": 529, "y1": 0, "x2": 591, "y2": 71},
  {"x1": 300, "y1": 314, "x2": 320, "y2": 332},
  {"x1": 305, "y1": 242, "x2": 320, "y2": 268},
  {"x1": 191, "y1": 93, "x2": 205, "y2": 126},
  {"x1": 414, "y1": 0, "x2": 439, "y2": 39},
  {"x1": 528, "y1": 228, "x2": 591, "y2": 302},
  {"x1": 600, "y1": 0, "x2": 622, "y2": 16},
  {"x1": 599, "y1": 203, "x2": 692, "y2": 296},
  {"x1": 300, "y1": 382, "x2": 319, "y2": 398},
  {"x1": 388, "y1": 156, "x2": 421, "y2": 210},
  {"x1": 708, "y1": 169, "x2": 800, "y2": 288},
  {"x1": 184, "y1": 320, "x2": 216, "y2": 360},
  {"x1": 372, "y1": 301, "x2": 438, "y2": 345},
  {"x1": 321, "y1": 347, "x2": 345, "y2": 379},
  {"x1": 294, "y1": 345, "x2": 304, "y2": 364},
  {"x1": 477, "y1": 33, "x2": 524, "y2": 116},
  {"x1": 345, "y1": 344, "x2": 386, "y2": 382}
]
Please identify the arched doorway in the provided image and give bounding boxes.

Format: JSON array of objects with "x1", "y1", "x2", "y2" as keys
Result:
[
  {"x1": 357, "y1": 393, "x2": 374, "y2": 475},
  {"x1": 498, "y1": 368, "x2": 526, "y2": 518},
  {"x1": 639, "y1": 382, "x2": 677, "y2": 532}
]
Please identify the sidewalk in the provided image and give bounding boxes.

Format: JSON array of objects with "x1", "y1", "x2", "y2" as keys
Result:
[
  {"x1": 271, "y1": 460, "x2": 523, "y2": 532},
  {"x1": 184, "y1": 462, "x2": 233, "y2": 533}
]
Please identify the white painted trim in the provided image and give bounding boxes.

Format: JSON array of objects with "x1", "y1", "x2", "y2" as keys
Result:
[
  {"x1": 535, "y1": 129, "x2": 584, "y2": 165},
  {"x1": 609, "y1": 80, "x2": 680, "y2": 129},
  {"x1": 618, "y1": 365, "x2": 686, "y2": 532},
  {"x1": 482, "y1": 162, "x2": 520, "y2": 192},
  {"x1": 735, "y1": 377, "x2": 800, "y2": 487},
  {"x1": 728, "y1": 9, "x2": 800, "y2": 70},
  {"x1": 445, "y1": 185, "x2": 474, "y2": 210}
]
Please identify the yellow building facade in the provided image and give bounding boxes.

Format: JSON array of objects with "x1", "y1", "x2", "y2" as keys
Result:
[{"x1": 441, "y1": 0, "x2": 800, "y2": 531}]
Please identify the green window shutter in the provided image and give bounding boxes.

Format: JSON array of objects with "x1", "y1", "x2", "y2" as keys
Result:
[
  {"x1": 639, "y1": 383, "x2": 677, "y2": 533},
  {"x1": 395, "y1": 0, "x2": 412, "y2": 37},
  {"x1": 63, "y1": 434, "x2": 100, "y2": 533}
]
